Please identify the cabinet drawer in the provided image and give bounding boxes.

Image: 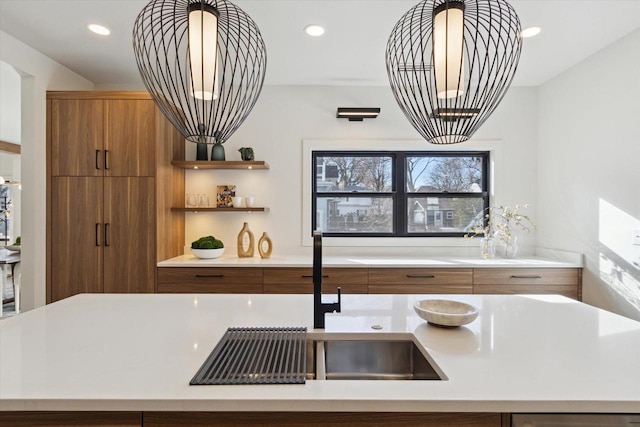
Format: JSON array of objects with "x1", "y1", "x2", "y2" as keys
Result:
[
  {"x1": 157, "y1": 267, "x2": 263, "y2": 294},
  {"x1": 263, "y1": 268, "x2": 368, "y2": 294},
  {"x1": 368, "y1": 268, "x2": 473, "y2": 294},
  {"x1": 473, "y1": 268, "x2": 578, "y2": 285},
  {"x1": 473, "y1": 268, "x2": 579, "y2": 300}
]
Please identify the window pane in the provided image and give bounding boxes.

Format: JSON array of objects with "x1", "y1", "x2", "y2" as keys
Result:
[
  {"x1": 316, "y1": 197, "x2": 393, "y2": 233},
  {"x1": 407, "y1": 197, "x2": 484, "y2": 233},
  {"x1": 315, "y1": 155, "x2": 393, "y2": 192},
  {"x1": 406, "y1": 156, "x2": 484, "y2": 193}
]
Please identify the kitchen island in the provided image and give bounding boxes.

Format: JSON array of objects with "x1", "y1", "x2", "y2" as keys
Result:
[{"x1": 1, "y1": 293, "x2": 638, "y2": 426}]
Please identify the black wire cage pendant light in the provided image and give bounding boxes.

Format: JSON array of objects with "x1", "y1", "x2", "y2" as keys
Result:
[
  {"x1": 386, "y1": 0, "x2": 522, "y2": 144},
  {"x1": 132, "y1": 0, "x2": 267, "y2": 153}
]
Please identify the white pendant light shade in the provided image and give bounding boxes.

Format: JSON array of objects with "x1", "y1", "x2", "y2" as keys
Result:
[
  {"x1": 433, "y1": 2, "x2": 465, "y2": 99},
  {"x1": 188, "y1": 3, "x2": 219, "y2": 101},
  {"x1": 133, "y1": 0, "x2": 267, "y2": 146},
  {"x1": 386, "y1": 0, "x2": 523, "y2": 145}
]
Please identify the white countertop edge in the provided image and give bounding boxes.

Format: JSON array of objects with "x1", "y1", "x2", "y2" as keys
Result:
[
  {"x1": 2, "y1": 399, "x2": 637, "y2": 413},
  {"x1": 157, "y1": 253, "x2": 583, "y2": 268}
]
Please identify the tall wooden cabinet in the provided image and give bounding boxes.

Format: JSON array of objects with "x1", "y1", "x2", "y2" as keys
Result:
[{"x1": 47, "y1": 92, "x2": 185, "y2": 303}]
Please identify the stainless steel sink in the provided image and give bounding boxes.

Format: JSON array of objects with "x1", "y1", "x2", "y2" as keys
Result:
[{"x1": 306, "y1": 337, "x2": 445, "y2": 381}]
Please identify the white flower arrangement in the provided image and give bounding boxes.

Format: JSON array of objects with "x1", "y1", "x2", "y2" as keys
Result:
[{"x1": 465, "y1": 204, "x2": 535, "y2": 259}]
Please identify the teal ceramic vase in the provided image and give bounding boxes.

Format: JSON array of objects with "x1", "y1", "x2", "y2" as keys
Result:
[
  {"x1": 196, "y1": 143, "x2": 208, "y2": 161},
  {"x1": 211, "y1": 142, "x2": 225, "y2": 161}
]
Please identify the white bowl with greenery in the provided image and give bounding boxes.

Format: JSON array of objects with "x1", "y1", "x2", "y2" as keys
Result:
[{"x1": 191, "y1": 247, "x2": 224, "y2": 259}]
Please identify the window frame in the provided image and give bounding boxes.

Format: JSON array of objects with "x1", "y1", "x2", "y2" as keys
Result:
[{"x1": 312, "y1": 150, "x2": 489, "y2": 238}]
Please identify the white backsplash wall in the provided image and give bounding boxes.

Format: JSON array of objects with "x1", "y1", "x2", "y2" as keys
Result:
[
  {"x1": 537, "y1": 28, "x2": 640, "y2": 321},
  {"x1": 185, "y1": 84, "x2": 539, "y2": 256}
]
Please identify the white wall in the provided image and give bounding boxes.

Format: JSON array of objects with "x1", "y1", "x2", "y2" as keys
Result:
[
  {"x1": 0, "y1": 60, "x2": 21, "y2": 144},
  {"x1": 185, "y1": 85, "x2": 539, "y2": 257},
  {"x1": 537, "y1": 29, "x2": 640, "y2": 321},
  {"x1": 0, "y1": 30, "x2": 94, "y2": 311}
]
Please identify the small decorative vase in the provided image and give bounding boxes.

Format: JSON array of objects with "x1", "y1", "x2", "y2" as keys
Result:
[
  {"x1": 480, "y1": 236, "x2": 496, "y2": 259},
  {"x1": 238, "y1": 147, "x2": 254, "y2": 161},
  {"x1": 258, "y1": 232, "x2": 273, "y2": 259},
  {"x1": 211, "y1": 142, "x2": 225, "y2": 161},
  {"x1": 196, "y1": 143, "x2": 208, "y2": 161},
  {"x1": 502, "y1": 236, "x2": 519, "y2": 258},
  {"x1": 237, "y1": 222, "x2": 255, "y2": 258}
]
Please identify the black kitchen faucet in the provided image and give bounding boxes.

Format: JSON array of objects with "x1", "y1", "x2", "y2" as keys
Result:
[{"x1": 313, "y1": 231, "x2": 341, "y2": 329}]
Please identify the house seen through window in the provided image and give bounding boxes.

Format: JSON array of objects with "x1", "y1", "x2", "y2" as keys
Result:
[{"x1": 312, "y1": 151, "x2": 489, "y2": 237}]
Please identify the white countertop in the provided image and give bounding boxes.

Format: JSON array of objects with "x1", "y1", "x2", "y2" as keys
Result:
[
  {"x1": 158, "y1": 253, "x2": 582, "y2": 268},
  {"x1": 1, "y1": 293, "x2": 638, "y2": 413}
]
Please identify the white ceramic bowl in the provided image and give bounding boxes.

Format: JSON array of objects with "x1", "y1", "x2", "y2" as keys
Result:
[
  {"x1": 191, "y1": 248, "x2": 224, "y2": 259},
  {"x1": 414, "y1": 299, "x2": 478, "y2": 327},
  {"x1": 5, "y1": 245, "x2": 20, "y2": 252}
]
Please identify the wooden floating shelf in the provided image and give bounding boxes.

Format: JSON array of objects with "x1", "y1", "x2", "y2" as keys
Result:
[
  {"x1": 172, "y1": 207, "x2": 267, "y2": 212},
  {"x1": 172, "y1": 160, "x2": 269, "y2": 170}
]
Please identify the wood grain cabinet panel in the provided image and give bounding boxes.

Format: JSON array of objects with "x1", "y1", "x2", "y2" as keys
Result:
[
  {"x1": 473, "y1": 268, "x2": 580, "y2": 299},
  {"x1": 263, "y1": 268, "x2": 368, "y2": 294},
  {"x1": 143, "y1": 412, "x2": 501, "y2": 427},
  {"x1": 47, "y1": 92, "x2": 185, "y2": 303},
  {"x1": 105, "y1": 100, "x2": 156, "y2": 177},
  {"x1": 50, "y1": 177, "x2": 104, "y2": 302},
  {"x1": 157, "y1": 267, "x2": 263, "y2": 293},
  {"x1": 103, "y1": 178, "x2": 156, "y2": 293},
  {"x1": 50, "y1": 99, "x2": 103, "y2": 177},
  {"x1": 0, "y1": 411, "x2": 142, "y2": 427},
  {"x1": 368, "y1": 268, "x2": 473, "y2": 294}
]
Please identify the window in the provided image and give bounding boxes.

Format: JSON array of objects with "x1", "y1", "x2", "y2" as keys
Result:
[{"x1": 312, "y1": 151, "x2": 489, "y2": 237}]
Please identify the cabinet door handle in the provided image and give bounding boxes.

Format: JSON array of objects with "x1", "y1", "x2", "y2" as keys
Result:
[
  {"x1": 195, "y1": 274, "x2": 224, "y2": 278},
  {"x1": 302, "y1": 275, "x2": 329, "y2": 279},
  {"x1": 104, "y1": 150, "x2": 110, "y2": 170},
  {"x1": 104, "y1": 223, "x2": 110, "y2": 247},
  {"x1": 95, "y1": 150, "x2": 101, "y2": 170},
  {"x1": 95, "y1": 223, "x2": 101, "y2": 246},
  {"x1": 510, "y1": 275, "x2": 542, "y2": 279},
  {"x1": 407, "y1": 275, "x2": 435, "y2": 279}
]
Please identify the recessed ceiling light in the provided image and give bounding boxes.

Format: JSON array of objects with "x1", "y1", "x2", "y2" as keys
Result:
[
  {"x1": 521, "y1": 26, "x2": 541, "y2": 38},
  {"x1": 304, "y1": 25, "x2": 325, "y2": 37},
  {"x1": 88, "y1": 24, "x2": 111, "y2": 36}
]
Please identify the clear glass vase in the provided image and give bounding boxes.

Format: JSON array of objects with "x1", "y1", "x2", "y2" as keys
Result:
[
  {"x1": 480, "y1": 236, "x2": 496, "y2": 259},
  {"x1": 493, "y1": 229, "x2": 519, "y2": 259},
  {"x1": 501, "y1": 235, "x2": 519, "y2": 258}
]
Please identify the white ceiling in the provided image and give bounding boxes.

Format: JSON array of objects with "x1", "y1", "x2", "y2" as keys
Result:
[{"x1": 1, "y1": 0, "x2": 640, "y2": 88}]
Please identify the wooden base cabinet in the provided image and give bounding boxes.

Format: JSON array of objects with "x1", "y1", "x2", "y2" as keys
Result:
[
  {"x1": 0, "y1": 412, "x2": 142, "y2": 427},
  {"x1": 50, "y1": 177, "x2": 104, "y2": 300},
  {"x1": 263, "y1": 268, "x2": 368, "y2": 294},
  {"x1": 157, "y1": 267, "x2": 581, "y2": 299},
  {"x1": 157, "y1": 267, "x2": 263, "y2": 294},
  {"x1": 473, "y1": 268, "x2": 580, "y2": 300},
  {"x1": 368, "y1": 268, "x2": 473, "y2": 294},
  {"x1": 50, "y1": 177, "x2": 155, "y2": 301},
  {"x1": 0, "y1": 411, "x2": 506, "y2": 427},
  {"x1": 103, "y1": 177, "x2": 156, "y2": 294},
  {"x1": 146, "y1": 412, "x2": 503, "y2": 427}
]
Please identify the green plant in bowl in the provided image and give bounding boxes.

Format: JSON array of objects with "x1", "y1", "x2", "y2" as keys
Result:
[
  {"x1": 6, "y1": 236, "x2": 21, "y2": 252},
  {"x1": 191, "y1": 235, "x2": 224, "y2": 259}
]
